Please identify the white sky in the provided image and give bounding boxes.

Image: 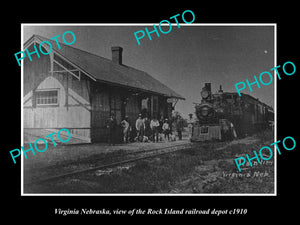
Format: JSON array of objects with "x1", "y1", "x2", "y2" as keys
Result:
[{"x1": 23, "y1": 24, "x2": 275, "y2": 118}]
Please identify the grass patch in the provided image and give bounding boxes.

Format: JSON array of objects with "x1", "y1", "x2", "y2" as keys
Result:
[
  {"x1": 79, "y1": 152, "x2": 204, "y2": 193},
  {"x1": 25, "y1": 130, "x2": 275, "y2": 194}
]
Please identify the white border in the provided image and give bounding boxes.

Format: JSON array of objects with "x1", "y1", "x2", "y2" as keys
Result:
[{"x1": 21, "y1": 23, "x2": 277, "y2": 196}]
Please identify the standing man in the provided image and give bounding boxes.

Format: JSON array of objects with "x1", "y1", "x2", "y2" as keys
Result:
[
  {"x1": 176, "y1": 115, "x2": 184, "y2": 140},
  {"x1": 121, "y1": 116, "x2": 130, "y2": 143},
  {"x1": 187, "y1": 113, "x2": 195, "y2": 140},
  {"x1": 162, "y1": 118, "x2": 170, "y2": 141},
  {"x1": 143, "y1": 116, "x2": 151, "y2": 140},
  {"x1": 229, "y1": 122, "x2": 237, "y2": 140},
  {"x1": 135, "y1": 114, "x2": 145, "y2": 142},
  {"x1": 150, "y1": 116, "x2": 160, "y2": 142},
  {"x1": 107, "y1": 113, "x2": 117, "y2": 145}
]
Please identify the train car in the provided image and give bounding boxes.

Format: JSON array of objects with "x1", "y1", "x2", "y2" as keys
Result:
[{"x1": 191, "y1": 83, "x2": 274, "y2": 142}]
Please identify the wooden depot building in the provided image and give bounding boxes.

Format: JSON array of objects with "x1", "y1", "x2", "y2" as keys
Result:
[{"x1": 23, "y1": 35, "x2": 184, "y2": 142}]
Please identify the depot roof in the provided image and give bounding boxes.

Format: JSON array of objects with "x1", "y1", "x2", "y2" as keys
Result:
[{"x1": 24, "y1": 35, "x2": 185, "y2": 100}]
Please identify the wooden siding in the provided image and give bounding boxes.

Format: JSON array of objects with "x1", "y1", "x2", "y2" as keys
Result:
[
  {"x1": 90, "y1": 84, "x2": 110, "y2": 142},
  {"x1": 125, "y1": 95, "x2": 140, "y2": 125},
  {"x1": 90, "y1": 86, "x2": 141, "y2": 142},
  {"x1": 23, "y1": 49, "x2": 92, "y2": 141},
  {"x1": 23, "y1": 44, "x2": 176, "y2": 143},
  {"x1": 24, "y1": 44, "x2": 51, "y2": 96}
]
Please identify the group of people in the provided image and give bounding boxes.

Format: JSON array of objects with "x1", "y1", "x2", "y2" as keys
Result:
[
  {"x1": 134, "y1": 114, "x2": 172, "y2": 143},
  {"x1": 107, "y1": 113, "x2": 186, "y2": 144}
]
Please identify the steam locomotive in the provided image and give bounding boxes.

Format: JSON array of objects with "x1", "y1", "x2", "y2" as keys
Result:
[{"x1": 191, "y1": 83, "x2": 274, "y2": 142}]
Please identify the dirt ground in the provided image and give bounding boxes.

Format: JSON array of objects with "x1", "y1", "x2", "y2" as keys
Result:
[{"x1": 24, "y1": 130, "x2": 275, "y2": 194}]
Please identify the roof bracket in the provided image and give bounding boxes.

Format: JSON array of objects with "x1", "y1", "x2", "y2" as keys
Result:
[{"x1": 52, "y1": 59, "x2": 81, "y2": 80}]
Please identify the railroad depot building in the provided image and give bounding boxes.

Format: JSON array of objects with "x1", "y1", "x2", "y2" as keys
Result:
[{"x1": 23, "y1": 35, "x2": 184, "y2": 143}]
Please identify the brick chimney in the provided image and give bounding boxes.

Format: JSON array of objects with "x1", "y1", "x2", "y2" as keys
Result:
[{"x1": 111, "y1": 46, "x2": 123, "y2": 64}]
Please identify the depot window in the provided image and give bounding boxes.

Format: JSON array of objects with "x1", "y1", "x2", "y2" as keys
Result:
[
  {"x1": 35, "y1": 90, "x2": 59, "y2": 106},
  {"x1": 200, "y1": 126, "x2": 209, "y2": 134}
]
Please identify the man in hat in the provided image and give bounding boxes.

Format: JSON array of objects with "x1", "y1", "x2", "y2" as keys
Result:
[
  {"x1": 150, "y1": 116, "x2": 160, "y2": 142},
  {"x1": 162, "y1": 118, "x2": 170, "y2": 141},
  {"x1": 175, "y1": 115, "x2": 184, "y2": 140},
  {"x1": 121, "y1": 116, "x2": 130, "y2": 143},
  {"x1": 135, "y1": 114, "x2": 145, "y2": 142},
  {"x1": 143, "y1": 116, "x2": 151, "y2": 140},
  {"x1": 107, "y1": 113, "x2": 117, "y2": 145}
]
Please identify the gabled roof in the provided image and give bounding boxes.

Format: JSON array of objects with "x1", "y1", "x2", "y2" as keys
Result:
[{"x1": 24, "y1": 35, "x2": 185, "y2": 100}]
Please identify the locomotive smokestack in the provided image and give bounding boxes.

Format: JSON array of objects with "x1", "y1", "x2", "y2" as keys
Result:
[
  {"x1": 219, "y1": 85, "x2": 223, "y2": 93},
  {"x1": 205, "y1": 83, "x2": 211, "y2": 93},
  {"x1": 201, "y1": 83, "x2": 212, "y2": 102}
]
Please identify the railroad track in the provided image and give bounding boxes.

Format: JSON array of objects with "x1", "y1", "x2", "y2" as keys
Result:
[{"x1": 27, "y1": 142, "x2": 194, "y2": 185}]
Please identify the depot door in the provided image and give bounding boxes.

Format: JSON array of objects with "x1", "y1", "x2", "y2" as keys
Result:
[{"x1": 110, "y1": 95, "x2": 122, "y2": 124}]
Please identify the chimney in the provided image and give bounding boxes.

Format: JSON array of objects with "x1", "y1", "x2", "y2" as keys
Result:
[{"x1": 111, "y1": 46, "x2": 123, "y2": 64}]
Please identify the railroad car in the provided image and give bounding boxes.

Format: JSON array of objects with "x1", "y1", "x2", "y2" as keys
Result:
[{"x1": 191, "y1": 83, "x2": 274, "y2": 142}]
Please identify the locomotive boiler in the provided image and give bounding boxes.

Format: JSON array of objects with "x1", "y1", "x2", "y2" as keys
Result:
[{"x1": 191, "y1": 83, "x2": 274, "y2": 142}]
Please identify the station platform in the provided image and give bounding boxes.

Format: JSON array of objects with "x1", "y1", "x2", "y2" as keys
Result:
[{"x1": 22, "y1": 135, "x2": 190, "y2": 171}]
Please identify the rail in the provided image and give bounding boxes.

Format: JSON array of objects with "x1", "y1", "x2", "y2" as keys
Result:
[{"x1": 25, "y1": 142, "x2": 193, "y2": 185}]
